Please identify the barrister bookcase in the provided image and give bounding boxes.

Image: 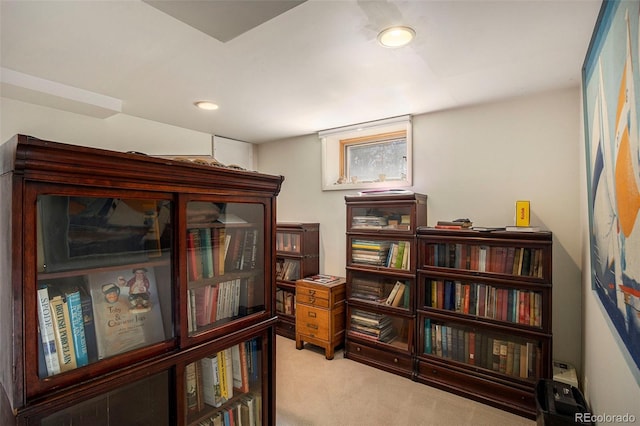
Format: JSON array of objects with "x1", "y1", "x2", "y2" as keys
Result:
[{"x1": 0, "y1": 134, "x2": 283, "y2": 425}]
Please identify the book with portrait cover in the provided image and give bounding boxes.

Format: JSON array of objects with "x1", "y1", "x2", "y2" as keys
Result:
[{"x1": 88, "y1": 266, "x2": 165, "y2": 359}]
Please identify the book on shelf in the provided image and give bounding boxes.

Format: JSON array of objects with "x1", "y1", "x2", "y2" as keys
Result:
[
  {"x1": 185, "y1": 361, "x2": 199, "y2": 413},
  {"x1": 303, "y1": 274, "x2": 341, "y2": 284},
  {"x1": 391, "y1": 283, "x2": 406, "y2": 307},
  {"x1": 78, "y1": 286, "x2": 99, "y2": 364},
  {"x1": 50, "y1": 295, "x2": 77, "y2": 372},
  {"x1": 232, "y1": 343, "x2": 250, "y2": 394},
  {"x1": 216, "y1": 348, "x2": 234, "y2": 400},
  {"x1": 384, "y1": 281, "x2": 402, "y2": 305},
  {"x1": 504, "y1": 225, "x2": 541, "y2": 232},
  {"x1": 88, "y1": 266, "x2": 165, "y2": 359},
  {"x1": 200, "y1": 354, "x2": 224, "y2": 408},
  {"x1": 435, "y1": 219, "x2": 473, "y2": 229},
  {"x1": 471, "y1": 226, "x2": 506, "y2": 232},
  {"x1": 36, "y1": 286, "x2": 61, "y2": 376},
  {"x1": 64, "y1": 289, "x2": 89, "y2": 367}
]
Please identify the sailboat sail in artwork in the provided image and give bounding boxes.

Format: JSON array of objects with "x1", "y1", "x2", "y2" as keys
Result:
[{"x1": 611, "y1": 9, "x2": 640, "y2": 325}]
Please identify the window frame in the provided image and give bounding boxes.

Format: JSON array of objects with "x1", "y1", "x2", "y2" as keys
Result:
[{"x1": 319, "y1": 116, "x2": 412, "y2": 191}]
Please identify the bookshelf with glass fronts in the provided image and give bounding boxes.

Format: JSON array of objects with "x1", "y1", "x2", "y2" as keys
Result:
[
  {"x1": 0, "y1": 135, "x2": 283, "y2": 425},
  {"x1": 415, "y1": 227, "x2": 552, "y2": 418},
  {"x1": 275, "y1": 223, "x2": 320, "y2": 339},
  {"x1": 344, "y1": 192, "x2": 427, "y2": 378}
]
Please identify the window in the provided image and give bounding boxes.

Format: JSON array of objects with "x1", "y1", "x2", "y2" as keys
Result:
[{"x1": 320, "y1": 116, "x2": 412, "y2": 191}]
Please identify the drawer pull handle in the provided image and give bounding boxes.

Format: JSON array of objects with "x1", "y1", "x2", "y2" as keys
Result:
[
  {"x1": 309, "y1": 296, "x2": 315, "y2": 303},
  {"x1": 307, "y1": 323, "x2": 318, "y2": 329},
  {"x1": 356, "y1": 346, "x2": 361, "y2": 352},
  {"x1": 394, "y1": 358, "x2": 399, "y2": 363},
  {"x1": 432, "y1": 369, "x2": 437, "y2": 374},
  {"x1": 308, "y1": 311, "x2": 316, "y2": 318},
  {"x1": 309, "y1": 290, "x2": 316, "y2": 295}
]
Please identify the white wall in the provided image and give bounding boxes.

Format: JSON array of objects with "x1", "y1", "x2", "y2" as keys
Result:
[
  {"x1": 258, "y1": 87, "x2": 583, "y2": 375},
  {"x1": 1, "y1": 97, "x2": 212, "y2": 155}
]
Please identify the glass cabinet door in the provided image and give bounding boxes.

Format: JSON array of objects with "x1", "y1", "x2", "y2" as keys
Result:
[
  {"x1": 276, "y1": 230, "x2": 301, "y2": 255},
  {"x1": 35, "y1": 195, "x2": 174, "y2": 379},
  {"x1": 420, "y1": 317, "x2": 545, "y2": 383},
  {"x1": 348, "y1": 270, "x2": 411, "y2": 310},
  {"x1": 347, "y1": 306, "x2": 413, "y2": 352},
  {"x1": 420, "y1": 241, "x2": 548, "y2": 279},
  {"x1": 39, "y1": 371, "x2": 171, "y2": 426},
  {"x1": 349, "y1": 204, "x2": 415, "y2": 231},
  {"x1": 185, "y1": 202, "x2": 265, "y2": 336},
  {"x1": 418, "y1": 276, "x2": 544, "y2": 329},
  {"x1": 348, "y1": 236, "x2": 413, "y2": 271},
  {"x1": 184, "y1": 336, "x2": 264, "y2": 426}
]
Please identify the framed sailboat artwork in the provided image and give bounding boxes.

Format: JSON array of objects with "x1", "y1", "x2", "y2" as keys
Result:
[{"x1": 583, "y1": 0, "x2": 640, "y2": 380}]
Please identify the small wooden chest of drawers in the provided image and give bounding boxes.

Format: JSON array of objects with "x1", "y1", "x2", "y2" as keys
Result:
[{"x1": 295, "y1": 277, "x2": 346, "y2": 359}]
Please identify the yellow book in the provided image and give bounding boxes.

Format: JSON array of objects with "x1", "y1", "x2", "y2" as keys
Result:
[
  {"x1": 515, "y1": 200, "x2": 530, "y2": 227},
  {"x1": 217, "y1": 349, "x2": 229, "y2": 399},
  {"x1": 50, "y1": 296, "x2": 77, "y2": 372}
]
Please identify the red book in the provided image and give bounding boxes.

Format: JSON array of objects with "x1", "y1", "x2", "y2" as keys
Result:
[
  {"x1": 500, "y1": 289, "x2": 509, "y2": 321},
  {"x1": 463, "y1": 285, "x2": 470, "y2": 314},
  {"x1": 194, "y1": 286, "x2": 209, "y2": 327},
  {"x1": 523, "y1": 291, "x2": 531, "y2": 325},
  {"x1": 187, "y1": 230, "x2": 200, "y2": 281},
  {"x1": 209, "y1": 283, "x2": 219, "y2": 323}
]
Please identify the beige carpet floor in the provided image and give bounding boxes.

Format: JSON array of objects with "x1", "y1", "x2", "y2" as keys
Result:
[{"x1": 275, "y1": 335, "x2": 536, "y2": 426}]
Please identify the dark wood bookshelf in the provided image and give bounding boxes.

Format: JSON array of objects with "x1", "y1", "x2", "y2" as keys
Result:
[
  {"x1": 275, "y1": 223, "x2": 319, "y2": 339},
  {"x1": 343, "y1": 192, "x2": 427, "y2": 379},
  {"x1": 0, "y1": 134, "x2": 283, "y2": 425},
  {"x1": 415, "y1": 227, "x2": 553, "y2": 419}
]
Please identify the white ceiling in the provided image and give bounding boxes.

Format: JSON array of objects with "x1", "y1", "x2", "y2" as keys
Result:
[{"x1": 0, "y1": 0, "x2": 602, "y2": 144}]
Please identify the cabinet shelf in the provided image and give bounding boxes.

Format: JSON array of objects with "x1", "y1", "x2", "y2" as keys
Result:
[{"x1": 0, "y1": 135, "x2": 283, "y2": 425}]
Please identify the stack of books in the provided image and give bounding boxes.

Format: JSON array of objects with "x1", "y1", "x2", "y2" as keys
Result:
[
  {"x1": 350, "y1": 309, "x2": 396, "y2": 343},
  {"x1": 435, "y1": 219, "x2": 473, "y2": 229}
]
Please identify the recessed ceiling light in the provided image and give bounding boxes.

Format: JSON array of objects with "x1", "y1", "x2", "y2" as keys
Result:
[
  {"x1": 377, "y1": 26, "x2": 415, "y2": 48},
  {"x1": 194, "y1": 101, "x2": 219, "y2": 110}
]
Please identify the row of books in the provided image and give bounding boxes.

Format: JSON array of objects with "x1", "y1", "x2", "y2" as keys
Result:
[
  {"x1": 351, "y1": 239, "x2": 410, "y2": 270},
  {"x1": 275, "y1": 289, "x2": 295, "y2": 316},
  {"x1": 275, "y1": 258, "x2": 299, "y2": 281},
  {"x1": 37, "y1": 285, "x2": 93, "y2": 376},
  {"x1": 187, "y1": 278, "x2": 257, "y2": 332},
  {"x1": 350, "y1": 277, "x2": 409, "y2": 309},
  {"x1": 349, "y1": 309, "x2": 396, "y2": 343},
  {"x1": 38, "y1": 267, "x2": 166, "y2": 377},
  {"x1": 187, "y1": 227, "x2": 259, "y2": 282},
  {"x1": 351, "y1": 214, "x2": 411, "y2": 230},
  {"x1": 186, "y1": 339, "x2": 261, "y2": 425},
  {"x1": 275, "y1": 233, "x2": 300, "y2": 253},
  {"x1": 423, "y1": 319, "x2": 541, "y2": 380},
  {"x1": 192, "y1": 393, "x2": 262, "y2": 426},
  {"x1": 423, "y1": 243, "x2": 544, "y2": 278},
  {"x1": 424, "y1": 279, "x2": 542, "y2": 327}
]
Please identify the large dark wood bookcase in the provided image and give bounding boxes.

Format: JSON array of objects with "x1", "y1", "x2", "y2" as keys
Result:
[
  {"x1": 343, "y1": 193, "x2": 427, "y2": 378},
  {"x1": 274, "y1": 223, "x2": 319, "y2": 339},
  {"x1": 0, "y1": 135, "x2": 283, "y2": 425},
  {"x1": 415, "y1": 227, "x2": 552, "y2": 418}
]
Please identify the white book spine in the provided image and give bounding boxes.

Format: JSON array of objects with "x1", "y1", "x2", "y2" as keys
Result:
[{"x1": 37, "y1": 287, "x2": 61, "y2": 376}]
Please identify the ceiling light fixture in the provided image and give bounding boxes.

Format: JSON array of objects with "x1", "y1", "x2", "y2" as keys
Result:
[
  {"x1": 194, "y1": 101, "x2": 219, "y2": 110},
  {"x1": 377, "y1": 26, "x2": 415, "y2": 48}
]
